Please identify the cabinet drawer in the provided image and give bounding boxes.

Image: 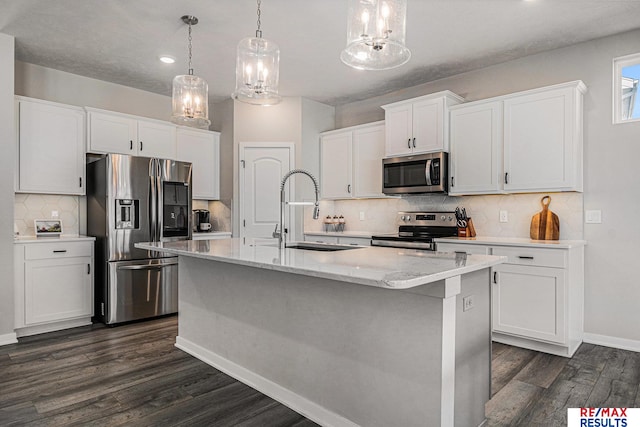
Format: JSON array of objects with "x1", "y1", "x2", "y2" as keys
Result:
[
  {"x1": 25, "y1": 241, "x2": 93, "y2": 260},
  {"x1": 491, "y1": 246, "x2": 566, "y2": 268},
  {"x1": 338, "y1": 237, "x2": 371, "y2": 246},
  {"x1": 305, "y1": 235, "x2": 339, "y2": 244},
  {"x1": 437, "y1": 242, "x2": 489, "y2": 255}
]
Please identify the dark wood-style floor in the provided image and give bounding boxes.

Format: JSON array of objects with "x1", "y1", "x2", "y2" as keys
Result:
[{"x1": 0, "y1": 317, "x2": 638, "y2": 427}]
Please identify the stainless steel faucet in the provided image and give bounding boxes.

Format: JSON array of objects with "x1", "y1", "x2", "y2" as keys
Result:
[{"x1": 272, "y1": 169, "x2": 320, "y2": 249}]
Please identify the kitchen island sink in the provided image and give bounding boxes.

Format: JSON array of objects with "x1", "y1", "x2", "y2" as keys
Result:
[{"x1": 285, "y1": 241, "x2": 364, "y2": 251}]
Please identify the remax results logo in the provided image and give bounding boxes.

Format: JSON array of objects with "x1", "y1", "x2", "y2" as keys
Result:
[{"x1": 568, "y1": 408, "x2": 640, "y2": 427}]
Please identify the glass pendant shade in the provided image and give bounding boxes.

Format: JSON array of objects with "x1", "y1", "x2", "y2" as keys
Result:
[
  {"x1": 171, "y1": 73, "x2": 210, "y2": 129},
  {"x1": 232, "y1": 36, "x2": 281, "y2": 105},
  {"x1": 341, "y1": 0, "x2": 411, "y2": 70}
]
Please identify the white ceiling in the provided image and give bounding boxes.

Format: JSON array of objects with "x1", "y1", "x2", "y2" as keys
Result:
[{"x1": 2, "y1": 0, "x2": 640, "y2": 106}]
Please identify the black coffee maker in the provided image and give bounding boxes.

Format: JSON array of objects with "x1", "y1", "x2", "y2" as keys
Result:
[{"x1": 192, "y1": 209, "x2": 211, "y2": 232}]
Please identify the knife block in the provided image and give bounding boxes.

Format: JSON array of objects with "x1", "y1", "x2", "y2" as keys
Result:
[{"x1": 457, "y1": 218, "x2": 477, "y2": 238}]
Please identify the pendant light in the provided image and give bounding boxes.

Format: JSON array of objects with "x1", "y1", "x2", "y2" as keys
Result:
[
  {"x1": 232, "y1": 0, "x2": 281, "y2": 105},
  {"x1": 341, "y1": 0, "x2": 411, "y2": 71},
  {"x1": 171, "y1": 15, "x2": 211, "y2": 129}
]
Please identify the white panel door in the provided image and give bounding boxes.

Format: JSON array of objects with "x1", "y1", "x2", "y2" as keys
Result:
[
  {"x1": 449, "y1": 101, "x2": 503, "y2": 195},
  {"x1": 503, "y1": 86, "x2": 575, "y2": 191},
  {"x1": 240, "y1": 145, "x2": 293, "y2": 244},
  {"x1": 320, "y1": 132, "x2": 353, "y2": 199},
  {"x1": 384, "y1": 104, "x2": 413, "y2": 156},
  {"x1": 25, "y1": 257, "x2": 93, "y2": 325},
  {"x1": 137, "y1": 119, "x2": 177, "y2": 159},
  {"x1": 492, "y1": 264, "x2": 566, "y2": 344},
  {"x1": 87, "y1": 111, "x2": 137, "y2": 155},
  {"x1": 411, "y1": 97, "x2": 443, "y2": 153},
  {"x1": 352, "y1": 124, "x2": 385, "y2": 197},
  {"x1": 18, "y1": 99, "x2": 85, "y2": 195}
]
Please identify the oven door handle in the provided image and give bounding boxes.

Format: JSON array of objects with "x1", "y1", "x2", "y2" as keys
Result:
[{"x1": 425, "y1": 159, "x2": 433, "y2": 186}]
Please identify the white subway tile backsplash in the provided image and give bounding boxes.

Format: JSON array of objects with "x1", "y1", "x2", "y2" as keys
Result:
[{"x1": 305, "y1": 193, "x2": 583, "y2": 240}]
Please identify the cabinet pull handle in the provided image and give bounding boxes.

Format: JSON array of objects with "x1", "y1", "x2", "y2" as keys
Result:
[
  {"x1": 412, "y1": 137, "x2": 416, "y2": 148},
  {"x1": 407, "y1": 138, "x2": 411, "y2": 149},
  {"x1": 139, "y1": 141, "x2": 143, "y2": 151},
  {"x1": 53, "y1": 250, "x2": 67, "y2": 253},
  {"x1": 79, "y1": 177, "x2": 82, "y2": 188},
  {"x1": 130, "y1": 140, "x2": 133, "y2": 150},
  {"x1": 505, "y1": 172, "x2": 509, "y2": 184},
  {"x1": 518, "y1": 256, "x2": 534, "y2": 260},
  {"x1": 87, "y1": 264, "x2": 91, "y2": 274},
  {"x1": 347, "y1": 184, "x2": 351, "y2": 193},
  {"x1": 493, "y1": 271, "x2": 498, "y2": 284},
  {"x1": 451, "y1": 176, "x2": 455, "y2": 187}
]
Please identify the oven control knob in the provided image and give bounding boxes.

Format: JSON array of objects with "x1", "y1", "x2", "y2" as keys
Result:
[
  {"x1": 440, "y1": 215, "x2": 446, "y2": 220},
  {"x1": 448, "y1": 216, "x2": 453, "y2": 221}
]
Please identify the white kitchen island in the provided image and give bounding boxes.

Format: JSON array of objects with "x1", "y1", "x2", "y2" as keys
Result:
[{"x1": 136, "y1": 239, "x2": 505, "y2": 427}]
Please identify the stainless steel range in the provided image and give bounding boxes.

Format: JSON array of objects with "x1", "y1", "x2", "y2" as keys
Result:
[{"x1": 371, "y1": 211, "x2": 458, "y2": 251}]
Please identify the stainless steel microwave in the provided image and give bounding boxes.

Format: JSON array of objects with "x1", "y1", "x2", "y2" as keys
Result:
[{"x1": 382, "y1": 152, "x2": 449, "y2": 194}]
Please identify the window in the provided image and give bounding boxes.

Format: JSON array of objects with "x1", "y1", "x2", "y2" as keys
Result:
[{"x1": 613, "y1": 53, "x2": 640, "y2": 124}]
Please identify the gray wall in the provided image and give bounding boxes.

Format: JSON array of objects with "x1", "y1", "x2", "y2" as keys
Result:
[
  {"x1": 15, "y1": 61, "x2": 172, "y2": 120},
  {"x1": 336, "y1": 29, "x2": 640, "y2": 344},
  {"x1": 0, "y1": 33, "x2": 15, "y2": 341}
]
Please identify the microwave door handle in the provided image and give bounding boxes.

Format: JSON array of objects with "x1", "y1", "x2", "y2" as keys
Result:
[{"x1": 425, "y1": 159, "x2": 433, "y2": 186}]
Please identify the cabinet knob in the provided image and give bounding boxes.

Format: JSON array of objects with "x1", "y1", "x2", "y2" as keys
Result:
[
  {"x1": 407, "y1": 138, "x2": 411, "y2": 149},
  {"x1": 412, "y1": 137, "x2": 416, "y2": 148},
  {"x1": 347, "y1": 184, "x2": 351, "y2": 194}
]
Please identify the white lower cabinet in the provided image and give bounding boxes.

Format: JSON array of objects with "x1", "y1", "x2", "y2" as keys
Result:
[
  {"x1": 437, "y1": 240, "x2": 584, "y2": 357},
  {"x1": 15, "y1": 239, "x2": 94, "y2": 337},
  {"x1": 304, "y1": 234, "x2": 371, "y2": 246}
]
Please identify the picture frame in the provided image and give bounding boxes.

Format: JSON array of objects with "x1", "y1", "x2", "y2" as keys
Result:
[{"x1": 34, "y1": 219, "x2": 63, "y2": 237}]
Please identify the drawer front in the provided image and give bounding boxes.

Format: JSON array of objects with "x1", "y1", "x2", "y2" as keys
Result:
[
  {"x1": 338, "y1": 237, "x2": 371, "y2": 246},
  {"x1": 437, "y1": 242, "x2": 489, "y2": 255},
  {"x1": 25, "y1": 241, "x2": 93, "y2": 260},
  {"x1": 491, "y1": 246, "x2": 566, "y2": 268},
  {"x1": 305, "y1": 235, "x2": 339, "y2": 244}
]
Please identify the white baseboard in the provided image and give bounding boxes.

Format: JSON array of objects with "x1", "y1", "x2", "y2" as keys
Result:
[
  {"x1": 583, "y1": 333, "x2": 640, "y2": 353},
  {"x1": 0, "y1": 332, "x2": 18, "y2": 346},
  {"x1": 175, "y1": 336, "x2": 358, "y2": 427}
]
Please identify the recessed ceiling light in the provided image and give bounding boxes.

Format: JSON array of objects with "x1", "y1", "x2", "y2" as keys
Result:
[{"x1": 159, "y1": 55, "x2": 176, "y2": 64}]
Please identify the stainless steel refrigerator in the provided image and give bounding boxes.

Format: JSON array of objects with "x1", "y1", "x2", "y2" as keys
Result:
[{"x1": 87, "y1": 154, "x2": 192, "y2": 325}]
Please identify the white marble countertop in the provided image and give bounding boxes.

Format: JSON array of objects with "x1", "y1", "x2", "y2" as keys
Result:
[
  {"x1": 14, "y1": 235, "x2": 96, "y2": 244},
  {"x1": 434, "y1": 236, "x2": 586, "y2": 249},
  {"x1": 303, "y1": 230, "x2": 377, "y2": 238},
  {"x1": 192, "y1": 231, "x2": 232, "y2": 240},
  {"x1": 136, "y1": 238, "x2": 505, "y2": 290}
]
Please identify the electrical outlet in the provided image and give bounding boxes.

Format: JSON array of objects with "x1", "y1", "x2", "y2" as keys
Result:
[
  {"x1": 359, "y1": 211, "x2": 365, "y2": 221},
  {"x1": 51, "y1": 210, "x2": 59, "y2": 218},
  {"x1": 463, "y1": 295, "x2": 475, "y2": 312},
  {"x1": 585, "y1": 210, "x2": 602, "y2": 224},
  {"x1": 499, "y1": 210, "x2": 508, "y2": 223}
]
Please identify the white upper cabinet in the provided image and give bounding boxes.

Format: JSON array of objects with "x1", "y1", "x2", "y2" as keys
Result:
[
  {"x1": 504, "y1": 82, "x2": 585, "y2": 192},
  {"x1": 16, "y1": 97, "x2": 86, "y2": 195},
  {"x1": 320, "y1": 121, "x2": 385, "y2": 199},
  {"x1": 87, "y1": 108, "x2": 177, "y2": 159},
  {"x1": 449, "y1": 100, "x2": 503, "y2": 195},
  {"x1": 382, "y1": 91, "x2": 464, "y2": 156},
  {"x1": 321, "y1": 130, "x2": 353, "y2": 199},
  {"x1": 176, "y1": 127, "x2": 220, "y2": 200},
  {"x1": 448, "y1": 81, "x2": 586, "y2": 195}
]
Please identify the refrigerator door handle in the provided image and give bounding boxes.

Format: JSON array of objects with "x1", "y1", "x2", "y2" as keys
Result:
[{"x1": 117, "y1": 264, "x2": 165, "y2": 271}]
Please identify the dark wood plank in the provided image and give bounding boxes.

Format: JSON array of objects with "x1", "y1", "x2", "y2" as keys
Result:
[
  {"x1": 491, "y1": 344, "x2": 537, "y2": 396},
  {"x1": 599, "y1": 348, "x2": 640, "y2": 383},
  {"x1": 485, "y1": 379, "x2": 543, "y2": 426},
  {"x1": 585, "y1": 376, "x2": 638, "y2": 408},
  {"x1": 514, "y1": 353, "x2": 568, "y2": 389}
]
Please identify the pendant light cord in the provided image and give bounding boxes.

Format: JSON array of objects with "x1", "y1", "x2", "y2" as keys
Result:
[
  {"x1": 256, "y1": 0, "x2": 262, "y2": 38},
  {"x1": 188, "y1": 21, "x2": 194, "y2": 75}
]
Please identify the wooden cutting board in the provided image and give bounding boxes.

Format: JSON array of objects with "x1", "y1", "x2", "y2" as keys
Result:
[{"x1": 530, "y1": 196, "x2": 559, "y2": 240}]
